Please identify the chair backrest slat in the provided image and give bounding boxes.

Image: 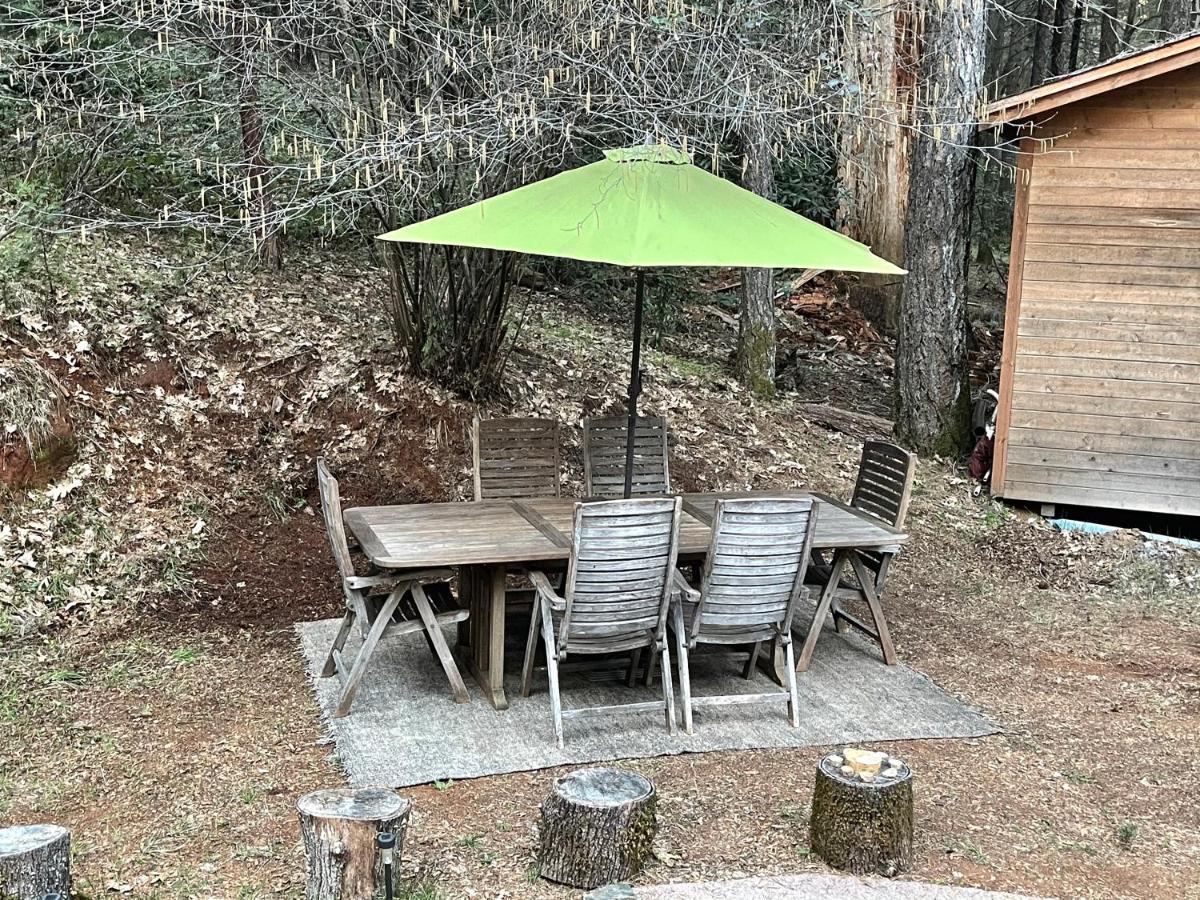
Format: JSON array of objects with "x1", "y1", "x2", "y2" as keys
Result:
[
  {"x1": 582, "y1": 416, "x2": 670, "y2": 498},
  {"x1": 851, "y1": 441, "x2": 916, "y2": 528},
  {"x1": 849, "y1": 441, "x2": 915, "y2": 575},
  {"x1": 472, "y1": 417, "x2": 561, "y2": 501},
  {"x1": 691, "y1": 498, "x2": 816, "y2": 641},
  {"x1": 316, "y1": 458, "x2": 356, "y2": 579},
  {"x1": 560, "y1": 497, "x2": 681, "y2": 649}
]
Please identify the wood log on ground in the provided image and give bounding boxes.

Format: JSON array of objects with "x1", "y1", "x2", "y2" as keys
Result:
[
  {"x1": 538, "y1": 767, "x2": 657, "y2": 889},
  {"x1": 809, "y1": 748, "x2": 913, "y2": 877},
  {"x1": 297, "y1": 788, "x2": 411, "y2": 900},
  {"x1": 0, "y1": 824, "x2": 71, "y2": 900}
]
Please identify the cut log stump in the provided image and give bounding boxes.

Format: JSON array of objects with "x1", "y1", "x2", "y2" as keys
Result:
[
  {"x1": 297, "y1": 788, "x2": 411, "y2": 900},
  {"x1": 538, "y1": 767, "x2": 657, "y2": 889},
  {"x1": 0, "y1": 824, "x2": 71, "y2": 900},
  {"x1": 809, "y1": 748, "x2": 913, "y2": 877}
]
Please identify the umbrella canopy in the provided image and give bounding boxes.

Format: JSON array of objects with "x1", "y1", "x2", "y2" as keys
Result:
[
  {"x1": 379, "y1": 144, "x2": 904, "y2": 497},
  {"x1": 379, "y1": 145, "x2": 904, "y2": 274}
]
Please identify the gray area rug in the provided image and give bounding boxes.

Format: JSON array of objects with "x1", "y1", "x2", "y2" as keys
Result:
[{"x1": 295, "y1": 618, "x2": 998, "y2": 787}]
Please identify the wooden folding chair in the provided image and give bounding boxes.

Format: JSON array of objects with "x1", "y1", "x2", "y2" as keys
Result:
[
  {"x1": 801, "y1": 440, "x2": 916, "y2": 670},
  {"x1": 471, "y1": 416, "x2": 564, "y2": 604},
  {"x1": 471, "y1": 417, "x2": 561, "y2": 500},
  {"x1": 316, "y1": 459, "x2": 470, "y2": 717},
  {"x1": 669, "y1": 497, "x2": 817, "y2": 733},
  {"x1": 519, "y1": 497, "x2": 683, "y2": 748},
  {"x1": 582, "y1": 415, "x2": 670, "y2": 498}
]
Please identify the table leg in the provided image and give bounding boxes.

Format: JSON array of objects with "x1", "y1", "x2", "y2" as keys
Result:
[
  {"x1": 459, "y1": 564, "x2": 509, "y2": 710},
  {"x1": 793, "y1": 548, "x2": 848, "y2": 675}
]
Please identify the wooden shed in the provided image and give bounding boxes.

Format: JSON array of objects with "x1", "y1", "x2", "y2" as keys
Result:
[{"x1": 985, "y1": 35, "x2": 1200, "y2": 518}]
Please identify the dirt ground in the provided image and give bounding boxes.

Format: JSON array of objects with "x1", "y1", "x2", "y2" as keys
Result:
[{"x1": 2, "y1": 240, "x2": 1198, "y2": 900}]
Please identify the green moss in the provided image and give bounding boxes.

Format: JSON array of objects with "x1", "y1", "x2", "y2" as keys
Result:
[{"x1": 736, "y1": 323, "x2": 776, "y2": 398}]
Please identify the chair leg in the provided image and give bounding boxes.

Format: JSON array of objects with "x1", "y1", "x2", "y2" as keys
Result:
[
  {"x1": 539, "y1": 601, "x2": 565, "y2": 748},
  {"x1": 796, "y1": 550, "x2": 846, "y2": 673},
  {"x1": 333, "y1": 587, "x2": 404, "y2": 718},
  {"x1": 851, "y1": 554, "x2": 898, "y2": 666},
  {"x1": 743, "y1": 641, "x2": 761, "y2": 680},
  {"x1": 321, "y1": 610, "x2": 355, "y2": 678},
  {"x1": 671, "y1": 604, "x2": 693, "y2": 735},
  {"x1": 644, "y1": 647, "x2": 659, "y2": 687},
  {"x1": 783, "y1": 638, "x2": 801, "y2": 728},
  {"x1": 626, "y1": 648, "x2": 643, "y2": 687},
  {"x1": 520, "y1": 601, "x2": 542, "y2": 698},
  {"x1": 658, "y1": 638, "x2": 677, "y2": 736},
  {"x1": 411, "y1": 583, "x2": 470, "y2": 704}
]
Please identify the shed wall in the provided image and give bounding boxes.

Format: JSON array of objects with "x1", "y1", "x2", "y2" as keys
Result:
[{"x1": 997, "y1": 71, "x2": 1200, "y2": 516}]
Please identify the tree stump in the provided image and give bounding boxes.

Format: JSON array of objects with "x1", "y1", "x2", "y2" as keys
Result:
[
  {"x1": 297, "y1": 788, "x2": 411, "y2": 900},
  {"x1": 538, "y1": 767, "x2": 657, "y2": 889},
  {"x1": 0, "y1": 824, "x2": 71, "y2": 900},
  {"x1": 809, "y1": 748, "x2": 913, "y2": 877}
]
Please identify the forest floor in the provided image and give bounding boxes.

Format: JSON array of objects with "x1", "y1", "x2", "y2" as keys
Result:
[{"x1": 1, "y1": 238, "x2": 1198, "y2": 900}]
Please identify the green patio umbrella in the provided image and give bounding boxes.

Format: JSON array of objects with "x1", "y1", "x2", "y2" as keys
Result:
[{"x1": 379, "y1": 144, "x2": 904, "y2": 497}]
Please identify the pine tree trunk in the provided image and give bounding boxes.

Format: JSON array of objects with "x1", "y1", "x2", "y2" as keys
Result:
[
  {"x1": 1159, "y1": 0, "x2": 1193, "y2": 34},
  {"x1": 1030, "y1": 0, "x2": 1053, "y2": 85},
  {"x1": 895, "y1": 0, "x2": 985, "y2": 456},
  {"x1": 1069, "y1": 1, "x2": 1085, "y2": 70},
  {"x1": 0, "y1": 824, "x2": 71, "y2": 900},
  {"x1": 1048, "y1": 0, "x2": 1072, "y2": 76},
  {"x1": 838, "y1": 0, "x2": 911, "y2": 332},
  {"x1": 1099, "y1": 0, "x2": 1122, "y2": 60},
  {"x1": 736, "y1": 116, "x2": 777, "y2": 397}
]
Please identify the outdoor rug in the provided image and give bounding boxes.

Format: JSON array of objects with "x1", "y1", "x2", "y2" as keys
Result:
[{"x1": 295, "y1": 617, "x2": 998, "y2": 788}]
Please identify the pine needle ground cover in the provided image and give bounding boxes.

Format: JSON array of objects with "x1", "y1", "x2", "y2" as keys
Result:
[{"x1": 1, "y1": 237, "x2": 1197, "y2": 899}]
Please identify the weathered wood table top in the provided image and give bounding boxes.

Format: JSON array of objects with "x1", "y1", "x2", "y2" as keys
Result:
[
  {"x1": 344, "y1": 491, "x2": 906, "y2": 570},
  {"x1": 343, "y1": 490, "x2": 907, "y2": 711}
]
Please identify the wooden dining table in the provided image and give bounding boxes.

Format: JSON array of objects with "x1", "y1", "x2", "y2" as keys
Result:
[{"x1": 344, "y1": 490, "x2": 907, "y2": 710}]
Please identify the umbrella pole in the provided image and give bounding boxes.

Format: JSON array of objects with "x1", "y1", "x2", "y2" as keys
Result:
[{"x1": 624, "y1": 269, "x2": 645, "y2": 499}]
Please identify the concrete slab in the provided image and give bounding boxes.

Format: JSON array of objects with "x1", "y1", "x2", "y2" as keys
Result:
[{"x1": 630, "y1": 873, "x2": 1044, "y2": 900}]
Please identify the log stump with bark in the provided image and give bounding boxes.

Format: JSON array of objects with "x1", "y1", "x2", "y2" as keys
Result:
[
  {"x1": 297, "y1": 788, "x2": 410, "y2": 900},
  {"x1": 809, "y1": 748, "x2": 913, "y2": 877},
  {"x1": 538, "y1": 767, "x2": 657, "y2": 889},
  {"x1": 0, "y1": 824, "x2": 71, "y2": 900}
]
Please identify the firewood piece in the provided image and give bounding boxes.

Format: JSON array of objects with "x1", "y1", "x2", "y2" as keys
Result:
[
  {"x1": 809, "y1": 748, "x2": 913, "y2": 877},
  {"x1": 297, "y1": 788, "x2": 411, "y2": 900},
  {"x1": 538, "y1": 767, "x2": 657, "y2": 889},
  {"x1": 0, "y1": 824, "x2": 71, "y2": 900}
]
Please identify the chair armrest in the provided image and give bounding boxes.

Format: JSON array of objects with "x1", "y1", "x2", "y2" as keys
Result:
[
  {"x1": 672, "y1": 570, "x2": 701, "y2": 604},
  {"x1": 345, "y1": 568, "x2": 454, "y2": 591},
  {"x1": 345, "y1": 574, "x2": 401, "y2": 591},
  {"x1": 529, "y1": 570, "x2": 566, "y2": 610}
]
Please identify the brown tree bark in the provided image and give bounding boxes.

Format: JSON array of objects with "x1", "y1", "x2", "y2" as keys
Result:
[
  {"x1": 297, "y1": 788, "x2": 411, "y2": 900},
  {"x1": 0, "y1": 824, "x2": 71, "y2": 900},
  {"x1": 1099, "y1": 0, "x2": 1124, "y2": 59},
  {"x1": 537, "y1": 768, "x2": 657, "y2": 890},
  {"x1": 895, "y1": 0, "x2": 985, "y2": 456},
  {"x1": 1159, "y1": 0, "x2": 1194, "y2": 35},
  {"x1": 736, "y1": 115, "x2": 777, "y2": 397},
  {"x1": 1048, "y1": 0, "x2": 1072, "y2": 76},
  {"x1": 1030, "y1": 0, "x2": 1054, "y2": 85},
  {"x1": 1069, "y1": 0, "x2": 1086, "y2": 70},
  {"x1": 838, "y1": 0, "x2": 913, "y2": 332},
  {"x1": 239, "y1": 75, "x2": 282, "y2": 270},
  {"x1": 810, "y1": 751, "x2": 914, "y2": 877}
]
